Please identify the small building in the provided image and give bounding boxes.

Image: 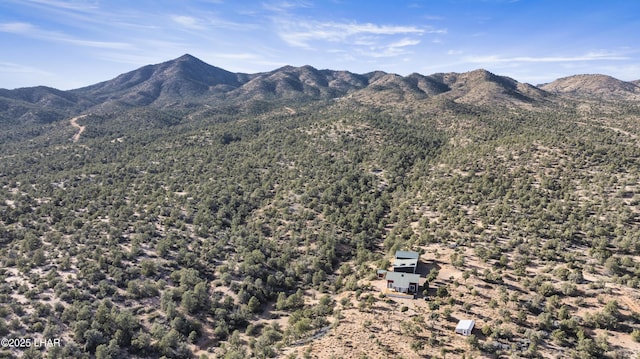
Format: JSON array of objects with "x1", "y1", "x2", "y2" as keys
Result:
[
  {"x1": 385, "y1": 272, "x2": 420, "y2": 294},
  {"x1": 455, "y1": 320, "x2": 475, "y2": 336},
  {"x1": 376, "y1": 269, "x2": 387, "y2": 279},
  {"x1": 393, "y1": 250, "x2": 419, "y2": 273}
]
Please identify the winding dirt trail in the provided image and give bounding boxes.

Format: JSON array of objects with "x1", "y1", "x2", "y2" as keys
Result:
[
  {"x1": 70, "y1": 114, "x2": 88, "y2": 142},
  {"x1": 620, "y1": 290, "x2": 640, "y2": 314}
]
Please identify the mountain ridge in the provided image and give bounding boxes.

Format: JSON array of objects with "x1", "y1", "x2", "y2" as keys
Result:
[{"x1": 1, "y1": 54, "x2": 638, "y2": 124}]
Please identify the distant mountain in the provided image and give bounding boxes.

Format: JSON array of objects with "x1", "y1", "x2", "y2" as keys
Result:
[
  {"x1": 353, "y1": 72, "x2": 449, "y2": 102},
  {"x1": 70, "y1": 54, "x2": 249, "y2": 108},
  {"x1": 0, "y1": 86, "x2": 90, "y2": 124},
  {"x1": 1, "y1": 54, "x2": 638, "y2": 125},
  {"x1": 540, "y1": 74, "x2": 640, "y2": 100},
  {"x1": 228, "y1": 65, "x2": 369, "y2": 101},
  {"x1": 0, "y1": 86, "x2": 77, "y2": 106},
  {"x1": 68, "y1": 56, "x2": 372, "y2": 110},
  {"x1": 432, "y1": 69, "x2": 549, "y2": 106},
  {"x1": 349, "y1": 69, "x2": 548, "y2": 107}
]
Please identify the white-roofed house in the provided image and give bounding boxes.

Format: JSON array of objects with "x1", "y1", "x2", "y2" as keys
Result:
[
  {"x1": 393, "y1": 250, "x2": 419, "y2": 273},
  {"x1": 385, "y1": 271, "x2": 420, "y2": 294}
]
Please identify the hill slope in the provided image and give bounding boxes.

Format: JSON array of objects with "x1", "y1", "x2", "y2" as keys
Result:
[
  {"x1": 434, "y1": 69, "x2": 549, "y2": 106},
  {"x1": 0, "y1": 86, "x2": 90, "y2": 124},
  {"x1": 540, "y1": 74, "x2": 640, "y2": 100},
  {"x1": 1, "y1": 55, "x2": 640, "y2": 359}
]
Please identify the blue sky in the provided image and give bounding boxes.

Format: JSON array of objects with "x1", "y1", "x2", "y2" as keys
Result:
[{"x1": 1, "y1": 0, "x2": 638, "y2": 89}]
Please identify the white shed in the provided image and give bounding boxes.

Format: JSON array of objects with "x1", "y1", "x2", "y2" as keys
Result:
[{"x1": 455, "y1": 320, "x2": 475, "y2": 336}]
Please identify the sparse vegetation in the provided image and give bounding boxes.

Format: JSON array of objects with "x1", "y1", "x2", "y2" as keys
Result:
[{"x1": 2, "y1": 57, "x2": 640, "y2": 358}]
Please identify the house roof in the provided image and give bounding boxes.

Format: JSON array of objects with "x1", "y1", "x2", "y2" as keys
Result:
[
  {"x1": 393, "y1": 258, "x2": 418, "y2": 269},
  {"x1": 385, "y1": 272, "x2": 420, "y2": 288},
  {"x1": 395, "y1": 250, "x2": 419, "y2": 259},
  {"x1": 456, "y1": 320, "x2": 475, "y2": 331}
]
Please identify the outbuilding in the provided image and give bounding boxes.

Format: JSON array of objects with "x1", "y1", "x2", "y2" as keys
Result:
[{"x1": 455, "y1": 320, "x2": 475, "y2": 336}]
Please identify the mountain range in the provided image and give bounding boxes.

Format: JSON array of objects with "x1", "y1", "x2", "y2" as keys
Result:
[{"x1": 1, "y1": 53, "x2": 639, "y2": 124}]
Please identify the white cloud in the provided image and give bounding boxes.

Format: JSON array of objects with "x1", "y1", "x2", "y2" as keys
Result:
[
  {"x1": 0, "y1": 22, "x2": 37, "y2": 33},
  {"x1": 66, "y1": 39, "x2": 131, "y2": 49},
  {"x1": 5, "y1": 0, "x2": 125, "y2": 30},
  {"x1": 20, "y1": 0, "x2": 99, "y2": 12},
  {"x1": 277, "y1": 20, "x2": 427, "y2": 49},
  {"x1": 0, "y1": 61, "x2": 53, "y2": 76},
  {"x1": 171, "y1": 15, "x2": 206, "y2": 30},
  {"x1": 171, "y1": 12, "x2": 260, "y2": 32},
  {"x1": 268, "y1": 16, "x2": 444, "y2": 62},
  {"x1": 389, "y1": 38, "x2": 421, "y2": 48},
  {"x1": 356, "y1": 38, "x2": 423, "y2": 58},
  {"x1": 0, "y1": 21, "x2": 131, "y2": 49},
  {"x1": 464, "y1": 53, "x2": 630, "y2": 64},
  {"x1": 205, "y1": 15, "x2": 262, "y2": 31},
  {"x1": 262, "y1": 1, "x2": 312, "y2": 13},
  {"x1": 426, "y1": 28, "x2": 447, "y2": 35}
]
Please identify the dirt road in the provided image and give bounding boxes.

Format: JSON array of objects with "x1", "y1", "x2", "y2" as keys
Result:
[{"x1": 70, "y1": 114, "x2": 88, "y2": 142}]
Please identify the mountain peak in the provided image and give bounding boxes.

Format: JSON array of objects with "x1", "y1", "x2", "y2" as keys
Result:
[
  {"x1": 171, "y1": 54, "x2": 210, "y2": 67},
  {"x1": 176, "y1": 53, "x2": 199, "y2": 61},
  {"x1": 69, "y1": 54, "x2": 246, "y2": 107},
  {"x1": 273, "y1": 64, "x2": 319, "y2": 73},
  {"x1": 540, "y1": 74, "x2": 640, "y2": 100}
]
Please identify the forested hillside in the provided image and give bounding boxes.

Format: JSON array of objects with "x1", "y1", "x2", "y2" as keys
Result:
[{"x1": 1, "y1": 57, "x2": 640, "y2": 358}]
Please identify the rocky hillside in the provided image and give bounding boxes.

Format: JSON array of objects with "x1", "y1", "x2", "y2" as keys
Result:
[{"x1": 540, "y1": 74, "x2": 640, "y2": 100}]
